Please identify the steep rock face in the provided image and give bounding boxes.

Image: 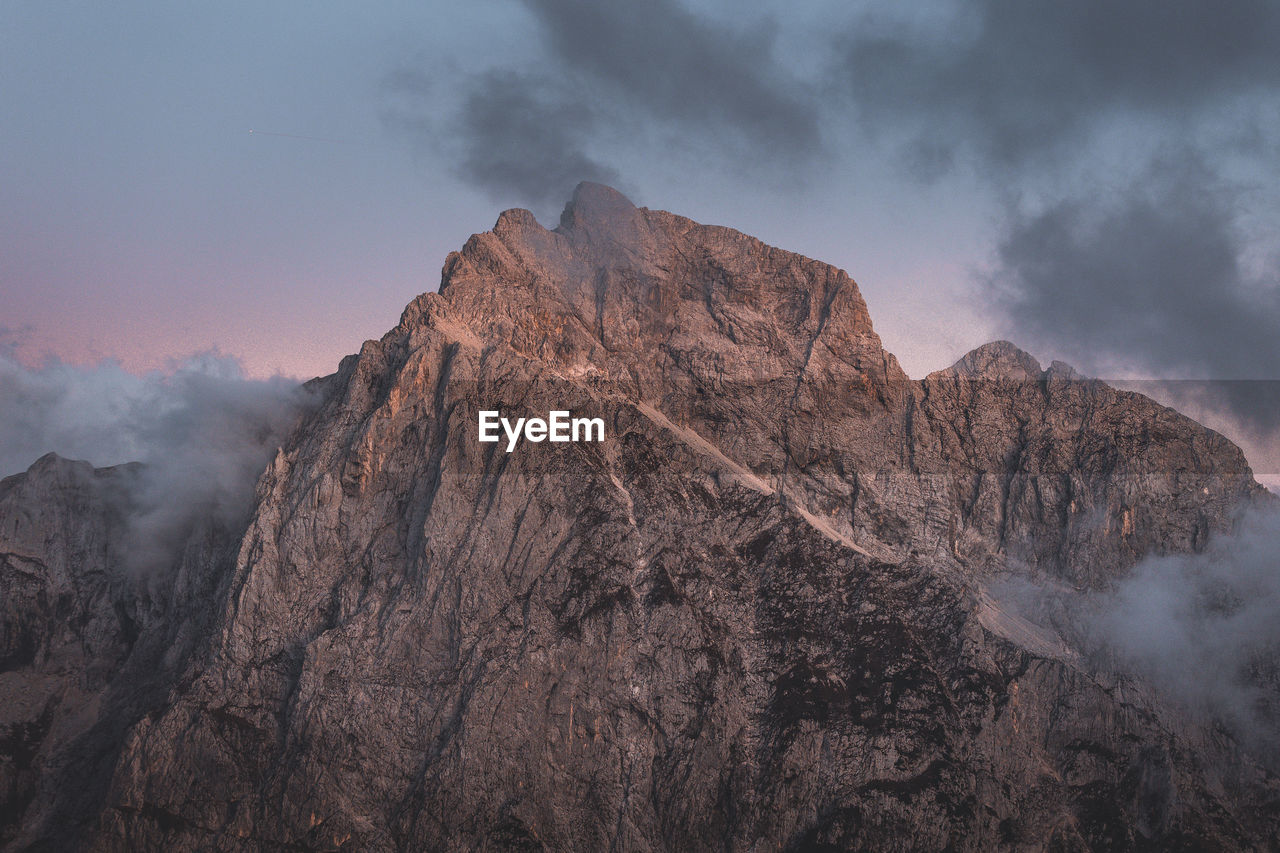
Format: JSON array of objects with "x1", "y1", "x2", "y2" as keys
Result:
[
  {"x1": 1, "y1": 456, "x2": 128, "y2": 842},
  {"x1": 3, "y1": 184, "x2": 1276, "y2": 851},
  {"x1": 918, "y1": 340, "x2": 1260, "y2": 587},
  {"x1": 0, "y1": 455, "x2": 250, "y2": 850}
]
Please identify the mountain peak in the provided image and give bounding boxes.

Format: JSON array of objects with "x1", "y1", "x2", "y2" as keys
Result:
[
  {"x1": 943, "y1": 340, "x2": 1045, "y2": 380},
  {"x1": 552, "y1": 181, "x2": 646, "y2": 252},
  {"x1": 492, "y1": 206, "x2": 542, "y2": 236},
  {"x1": 435, "y1": 182, "x2": 890, "y2": 395},
  {"x1": 556, "y1": 181, "x2": 638, "y2": 233}
]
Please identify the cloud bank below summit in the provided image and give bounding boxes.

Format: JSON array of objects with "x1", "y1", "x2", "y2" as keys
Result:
[
  {"x1": 994, "y1": 502, "x2": 1280, "y2": 762},
  {"x1": 0, "y1": 352, "x2": 310, "y2": 572}
]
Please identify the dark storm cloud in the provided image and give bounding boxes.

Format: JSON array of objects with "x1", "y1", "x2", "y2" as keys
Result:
[
  {"x1": 517, "y1": 0, "x2": 820, "y2": 155},
  {"x1": 382, "y1": 67, "x2": 620, "y2": 209},
  {"x1": 453, "y1": 71, "x2": 621, "y2": 210},
  {"x1": 837, "y1": 0, "x2": 1280, "y2": 169},
  {"x1": 384, "y1": 0, "x2": 820, "y2": 207},
  {"x1": 991, "y1": 153, "x2": 1280, "y2": 380}
]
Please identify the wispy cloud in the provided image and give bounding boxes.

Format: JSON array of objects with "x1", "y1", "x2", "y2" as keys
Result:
[
  {"x1": 991, "y1": 503, "x2": 1280, "y2": 762},
  {"x1": 1097, "y1": 506, "x2": 1280, "y2": 759}
]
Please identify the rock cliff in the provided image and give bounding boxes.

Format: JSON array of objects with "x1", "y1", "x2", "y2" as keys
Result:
[{"x1": 2, "y1": 184, "x2": 1276, "y2": 851}]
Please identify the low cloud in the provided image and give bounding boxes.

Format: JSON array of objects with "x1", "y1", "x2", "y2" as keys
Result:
[
  {"x1": 992, "y1": 504, "x2": 1280, "y2": 763},
  {"x1": 1095, "y1": 506, "x2": 1280, "y2": 759},
  {"x1": 0, "y1": 352, "x2": 311, "y2": 573}
]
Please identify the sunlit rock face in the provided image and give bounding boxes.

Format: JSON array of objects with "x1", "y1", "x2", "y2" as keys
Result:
[{"x1": 2, "y1": 184, "x2": 1275, "y2": 851}]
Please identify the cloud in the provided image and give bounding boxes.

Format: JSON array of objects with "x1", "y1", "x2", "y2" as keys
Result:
[
  {"x1": 0, "y1": 352, "x2": 311, "y2": 573},
  {"x1": 0, "y1": 324, "x2": 34, "y2": 356},
  {"x1": 383, "y1": 0, "x2": 820, "y2": 207},
  {"x1": 517, "y1": 0, "x2": 820, "y2": 155},
  {"x1": 1094, "y1": 505, "x2": 1280, "y2": 759},
  {"x1": 835, "y1": 0, "x2": 1280, "y2": 172},
  {"x1": 990, "y1": 504, "x2": 1280, "y2": 761},
  {"x1": 990, "y1": 153, "x2": 1280, "y2": 380},
  {"x1": 398, "y1": 69, "x2": 621, "y2": 210}
]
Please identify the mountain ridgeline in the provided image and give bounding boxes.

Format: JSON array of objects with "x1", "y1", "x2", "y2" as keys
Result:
[{"x1": 2, "y1": 184, "x2": 1276, "y2": 851}]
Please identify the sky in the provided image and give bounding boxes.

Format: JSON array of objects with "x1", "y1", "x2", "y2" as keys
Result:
[{"x1": 3, "y1": 0, "x2": 1279, "y2": 479}]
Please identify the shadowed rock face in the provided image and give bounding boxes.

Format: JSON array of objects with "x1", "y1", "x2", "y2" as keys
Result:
[
  {"x1": 0, "y1": 455, "x2": 241, "y2": 850},
  {"x1": 2, "y1": 183, "x2": 1277, "y2": 851}
]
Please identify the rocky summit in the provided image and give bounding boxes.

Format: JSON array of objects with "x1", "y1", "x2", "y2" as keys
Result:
[{"x1": 2, "y1": 183, "x2": 1277, "y2": 851}]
